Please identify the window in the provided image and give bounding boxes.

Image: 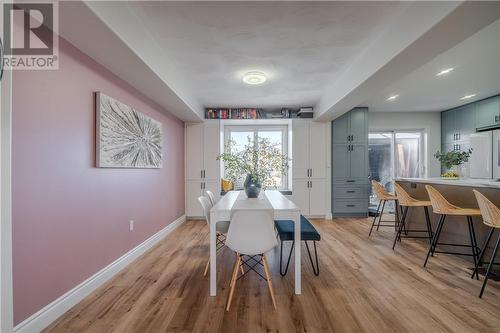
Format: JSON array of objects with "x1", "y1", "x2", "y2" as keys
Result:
[
  {"x1": 368, "y1": 130, "x2": 426, "y2": 209},
  {"x1": 223, "y1": 125, "x2": 288, "y2": 190}
]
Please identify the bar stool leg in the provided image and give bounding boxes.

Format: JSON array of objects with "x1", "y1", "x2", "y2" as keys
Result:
[
  {"x1": 466, "y1": 216, "x2": 480, "y2": 280},
  {"x1": 479, "y1": 233, "x2": 500, "y2": 298},
  {"x1": 469, "y1": 216, "x2": 481, "y2": 271},
  {"x1": 424, "y1": 206, "x2": 433, "y2": 244},
  {"x1": 394, "y1": 200, "x2": 400, "y2": 231},
  {"x1": 376, "y1": 200, "x2": 386, "y2": 231},
  {"x1": 472, "y1": 227, "x2": 495, "y2": 279},
  {"x1": 424, "y1": 214, "x2": 446, "y2": 267},
  {"x1": 369, "y1": 201, "x2": 382, "y2": 237},
  {"x1": 392, "y1": 206, "x2": 408, "y2": 250}
]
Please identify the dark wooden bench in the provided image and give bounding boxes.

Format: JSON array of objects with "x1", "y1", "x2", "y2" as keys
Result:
[{"x1": 274, "y1": 215, "x2": 320, "y2": 276}]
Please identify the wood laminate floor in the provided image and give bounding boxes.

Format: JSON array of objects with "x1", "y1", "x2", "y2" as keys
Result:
[{"x1": 44, "y1": 217, "x2": 500, "y2": 333}]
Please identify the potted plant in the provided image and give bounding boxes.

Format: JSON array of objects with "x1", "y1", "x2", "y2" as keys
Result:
[
  {"x1": 217, "y1": 136, "x2": 289, "y2": 198},
  {"x1": 434, "y1": 148, "x2": 473, "y2": 179}
]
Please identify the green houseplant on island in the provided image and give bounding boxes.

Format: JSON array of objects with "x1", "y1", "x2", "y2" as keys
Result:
[
  {"x1": 217, "y1": 136, "x2": 289, "y2": 198},
  {"x1": 434, "y1": 148, "x2": 473, "y2": 179}
]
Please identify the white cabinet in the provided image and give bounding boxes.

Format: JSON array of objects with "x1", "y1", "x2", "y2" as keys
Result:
[
  {"x1": 309, "y1": 179, "x2": 326, "y2": 216},
  {"x1": 290, "y1": 119, "x2": 328, "y2": 217},
  {"x1": 185, "y1": 121, "x2": 220, "y2": 217}
]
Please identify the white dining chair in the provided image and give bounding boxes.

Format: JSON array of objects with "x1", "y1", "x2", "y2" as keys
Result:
[
  {"x1": 205, "y1": 190, "x2": 216, "y2": 206},
  {"x1": 198, "y1": 196, "x2": 230, "y2": 277},
  {"x1": 225, "y1": 209, "x2": 278, "y2": 311}
]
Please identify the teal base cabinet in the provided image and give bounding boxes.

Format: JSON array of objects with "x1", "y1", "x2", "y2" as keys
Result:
[{"x1": 331, "y1": 108, "x2": 369, "y2": 217}]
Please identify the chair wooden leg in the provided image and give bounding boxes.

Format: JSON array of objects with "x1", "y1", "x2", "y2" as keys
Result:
[
  {"x1": 262, "y1": 255, "x2": 277, "y2": 310},
  {"x1": 226, "y1": 254, "x2": 241, "y2": 311},
  {"x1": 203, "y1": 257, "x2": 210, "y2": 277}
]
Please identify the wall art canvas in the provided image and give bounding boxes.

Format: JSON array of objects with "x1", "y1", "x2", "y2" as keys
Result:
[{"x1": 96, "y1": 92, "x2": 162, "y2": 168}]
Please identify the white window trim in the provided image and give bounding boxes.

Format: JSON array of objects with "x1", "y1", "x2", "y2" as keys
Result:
[{"x1": 220, "y1": 120, "x2": 291, "y2": 191}]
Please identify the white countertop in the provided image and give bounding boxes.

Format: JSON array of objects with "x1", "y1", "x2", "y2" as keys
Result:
[{"x1": 396, "y1": 177, "x2": 500, "y2": 189}]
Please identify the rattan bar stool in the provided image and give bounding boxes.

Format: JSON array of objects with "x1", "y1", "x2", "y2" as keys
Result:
[
  {"x1": 423, "y1": 185, "x2": 481, "y2": 277},
  {"x1": 472, "y1": 190, "x2": 500, "y2": 298},
  {"x1": 369, "y1": 180, "x2": 400, "y2": 237},
  {"x1": 392, "y1": 183, "x2": 433, "y2": 249}
]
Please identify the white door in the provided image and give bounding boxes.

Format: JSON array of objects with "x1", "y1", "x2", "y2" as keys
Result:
[
  {"x1": 290, "y1": 179, "x2": 310, "y2": 215},
  {"x1": 186, "y1": 180, "x2": 203, "y2": 217},
  {"x1": 186, "y1": 123, "x2": 203, "y2": 180},
  {"x1": 292, "y1": 119, "x2": 310, "y2": 179},
  {"x1": 309, "y1": 179, "x2": 326, "y2": 216},
  {"x1": 309, "y1": 121, "x2": 327, "y2": 179},
  {"x1": 203, "y1": 121, "x2": 220, "y2": 180}
]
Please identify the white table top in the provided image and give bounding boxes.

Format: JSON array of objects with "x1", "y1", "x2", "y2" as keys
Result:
[{"x1": 211, "y1": 190, "x2": 300, "y2": 213}]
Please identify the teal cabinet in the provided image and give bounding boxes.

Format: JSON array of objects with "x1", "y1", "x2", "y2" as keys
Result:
[
  {"x1": 456, "y1": 104, "x2": 475, "y2": 141},
  {"x1": 332, "y1": 113, "x2": 349, "y2": 144},
  {"x1": 350, "y1": 145, "x2": 368, "y2": 178},
  {"x1": 331, "y1": 108, "x2": 369, "y2": 217},
  {"x1": 349, "y1": 108, "x2": 368, "y2": 144},
  {"x1": 475, "y1": 96, "x2": 500, "y2": 130},
  {"x1": 442, "y1": 104, "x2": 476, "y2": 144},
  {"x1": 441, "y1": 110, "x2": 455, "y2": 144},
  {"x1": 332, "y1": 145, "x2": 350, "y2": 178}
]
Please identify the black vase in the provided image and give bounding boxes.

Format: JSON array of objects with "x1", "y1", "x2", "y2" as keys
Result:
[{"x1": 244, "y1": 174, "x2": 261, "y2": 198}]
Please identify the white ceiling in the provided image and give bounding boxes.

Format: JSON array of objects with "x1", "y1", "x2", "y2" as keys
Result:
[
  {"x1": 59, "y1": 1, "x2": 500, "y2": 122},
  {"x1": 366, "y1": 18, "x2": 500, "y2": 113},
  {"x1": 124, "y1": 1, "x2": 409, "y2": 110}
]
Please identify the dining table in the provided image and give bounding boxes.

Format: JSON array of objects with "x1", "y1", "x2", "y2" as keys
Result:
[{"x1": 209, "y1": 190, "x2": 302, "y2": 296}]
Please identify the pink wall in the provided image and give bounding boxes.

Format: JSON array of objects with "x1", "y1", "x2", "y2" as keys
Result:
[{"x1": 12, "y1": 37, "x2": 185, "y2": 325}]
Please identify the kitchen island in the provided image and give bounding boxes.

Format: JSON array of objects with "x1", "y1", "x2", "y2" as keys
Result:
[{"x1": 395, "y1": 178, "x2": 500, "y2": 273}]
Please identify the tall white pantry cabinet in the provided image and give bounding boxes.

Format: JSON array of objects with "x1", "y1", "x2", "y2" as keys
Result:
[
  {"x1": 185, "y1": 121, "x2": 221, "y2": 217},
  {"x1": 185, "y1": 119, "x2": 330, "y2": 218},
  {"x1": 290, "y1": 119, "x2": 329, "y2": 217}
]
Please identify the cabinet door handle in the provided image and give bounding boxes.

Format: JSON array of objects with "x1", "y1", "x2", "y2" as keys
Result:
[
  {"x1": 346, "y1": 204, "x2": 356, "y2": 207},
  {"x1": 346, "y1": 180, "x2": 355, "y2": 183},
  {"x1": 203, "y1": 170, "x2": 206, "y2": 178},
  {"x1": 347, "y1": 135, "x2": 350, "y2": 142},
  {"x1": 496, "y1": 115, "x2": 499, "y2": 123},
  {"x1": 200, "y1": 182, "x2": 203, "y2": 189},
  {"x1": 346, "y1": 190, "x2": 356, "y2": 193},
  {"x1": 350, "y1": 135, "x2": 354, "y2": 141},
  {"x1": 310, "y1": 169, "x2": 313, "y2": 177},
  {"x1": 310, "y1": 181, "x2": 312, "y2": 188}
]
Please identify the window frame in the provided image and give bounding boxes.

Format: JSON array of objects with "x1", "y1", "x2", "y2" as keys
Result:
[{"x1": 223, "y1": 124, "x2": 289, "y2": 190}]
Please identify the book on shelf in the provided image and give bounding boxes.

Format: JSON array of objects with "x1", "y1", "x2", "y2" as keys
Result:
[{"x1": 205, "y1": 108, "x2": 262, "y2": 119}]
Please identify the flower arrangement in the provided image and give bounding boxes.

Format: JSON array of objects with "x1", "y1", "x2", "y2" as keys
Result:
[
  {"x1": 217, "y1": 136, "x2": 289, "y2": 189},
  {"x1": 434, "y1": 148, "x2": 473, "y2": 178},
  {"x1": 434, "y1": 148, "x2": 473, "y2": 170}
]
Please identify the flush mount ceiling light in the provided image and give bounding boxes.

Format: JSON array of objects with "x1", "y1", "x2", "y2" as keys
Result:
[
  {"x1": 386, "y1": 94, "x2": 399, "y2": 101},
  {"x1": 242, "y1": 71, "x2": 267, "y2": 85},
  {"x1": 460, "y1": 94, "x2": 476, "y2": 100},
  {"x1": 436, "y1": 67, "x2": 454, "y2": 76}
]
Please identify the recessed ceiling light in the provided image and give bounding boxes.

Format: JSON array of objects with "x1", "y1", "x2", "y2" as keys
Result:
[
  {"x1": 436, "y1": 68, "x2": 454, "y2": 76},
  {"x1": 460, "y1": 94, "x2": 476, "y2": 100},
  {"x1": 386, "y1": 95, "x2": 399, "y2": 101},
  {"x1": 242, "y1": 71, "x2": 267, "y2": 85}
]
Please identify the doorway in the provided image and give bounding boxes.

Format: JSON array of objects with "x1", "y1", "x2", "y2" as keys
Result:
[{"x1": 368, "y1": 131, "x2": 426, "y2": 209}]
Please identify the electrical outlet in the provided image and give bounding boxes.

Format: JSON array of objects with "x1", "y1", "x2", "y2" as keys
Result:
[{"x1": 129, "y1": 220, "x2": 134, "y2": 231}]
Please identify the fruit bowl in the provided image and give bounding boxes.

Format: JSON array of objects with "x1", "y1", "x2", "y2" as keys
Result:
[{"x1": 441, "y1": 171, "x2": 460, "y2": 180}]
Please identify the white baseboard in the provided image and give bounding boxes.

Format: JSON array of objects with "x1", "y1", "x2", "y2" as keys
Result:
[{"x1": 14, "y1": 215, "x2": 186, "y2": 333}]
